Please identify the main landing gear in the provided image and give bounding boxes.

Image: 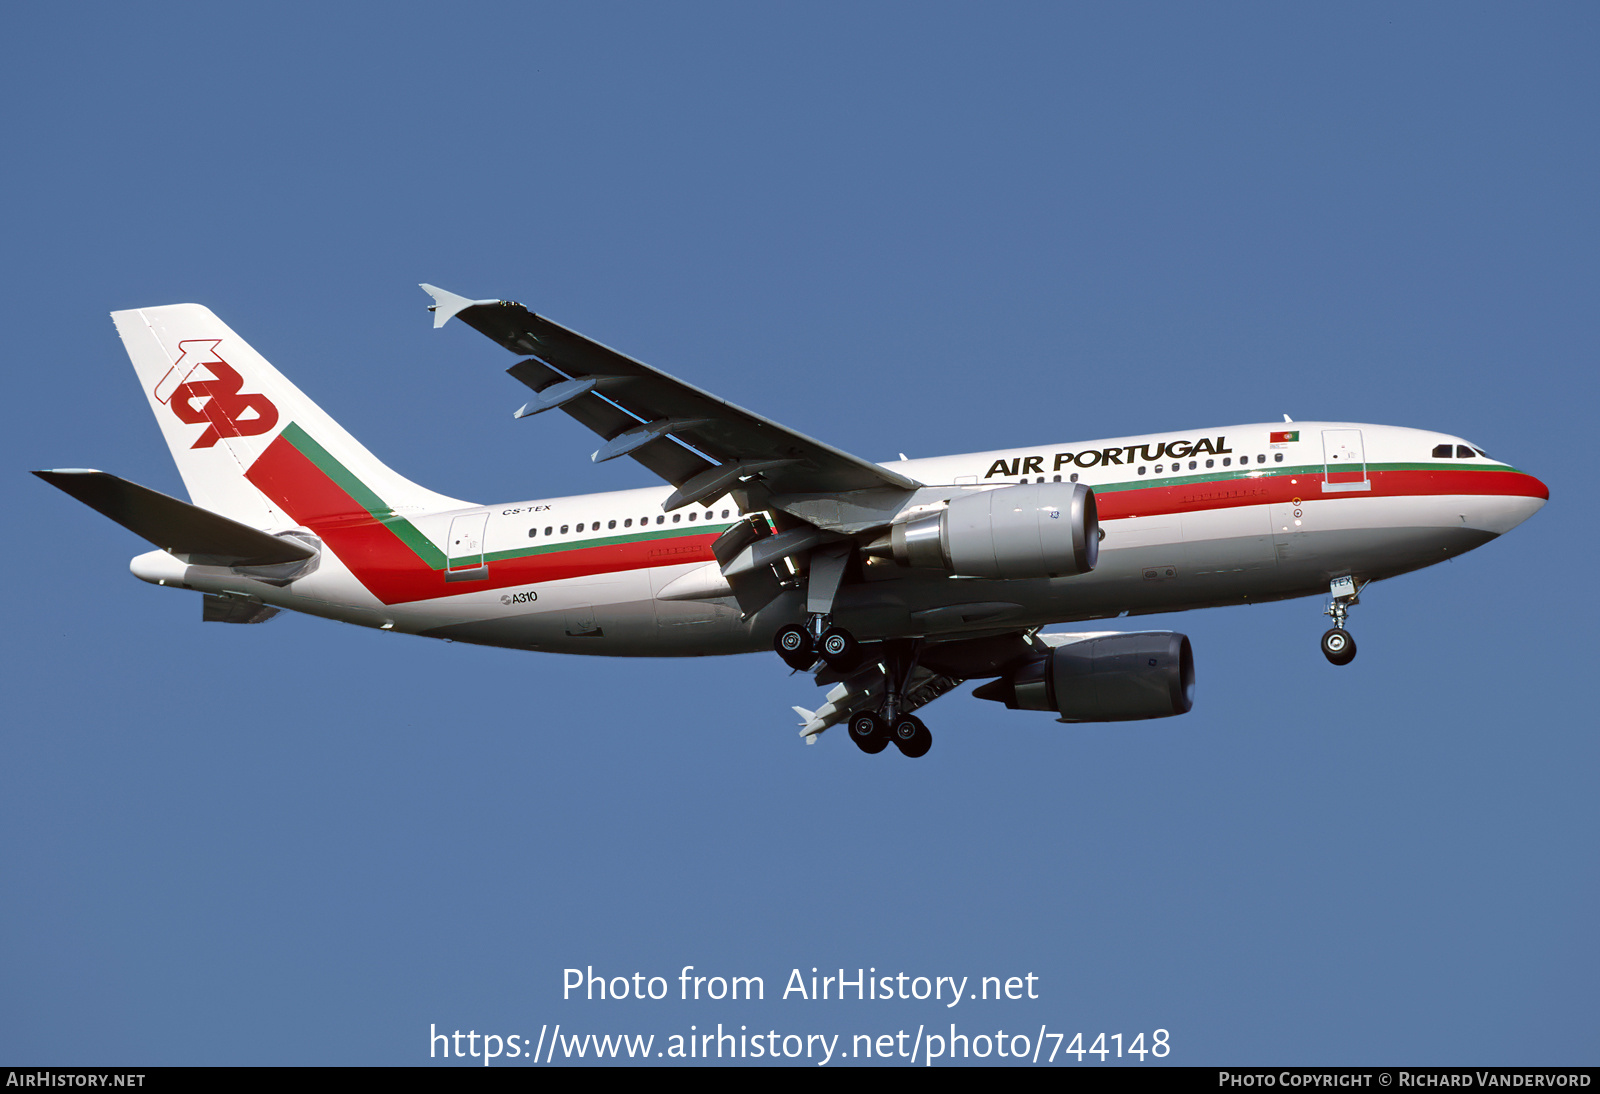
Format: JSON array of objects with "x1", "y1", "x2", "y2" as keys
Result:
[
  {"x1": 776, "y1": 624, "x2": 937, "y2": 758},
  {"x1": 848, "y1": 712, "x2": 931, "y2": 758},
  {"x1": 847, "y1": 639, "x2": 935, "y2": 759},
  {"x1": 1320, "y1": 575, "x2": 1363, "y2": 666},
  {"x1": 773, "y1": 616, "x2": 864, "y2": 672}
]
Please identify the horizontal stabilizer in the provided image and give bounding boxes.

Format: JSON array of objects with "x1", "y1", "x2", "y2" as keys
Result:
[{"x1": 34, "y1": 470, "x2": 315, "y2": 566}]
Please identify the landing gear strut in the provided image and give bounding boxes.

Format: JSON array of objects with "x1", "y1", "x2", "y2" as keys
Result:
[{"x1": 1321, "y1": 575, "x2": 1363, "y2": 666}]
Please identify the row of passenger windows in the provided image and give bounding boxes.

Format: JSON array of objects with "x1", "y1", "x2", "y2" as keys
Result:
[
  {"x1": 1433, "y1": 444, "x2": 1485, "y2": 459},
  {"x1": 1016, "y1": 453, "x2": 1282, "y2": 484},
  {"x1": 529, "y1": 509, "x2": 734, "y2": 539},
  {"x1": 1137, "y1": 453, "x2": 1280, "y2": 475}
]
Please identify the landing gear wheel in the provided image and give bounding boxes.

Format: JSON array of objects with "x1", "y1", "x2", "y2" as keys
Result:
[
  {"x1": 891, "y1": 715, "x2": 933, "y2": 758},
  {"x1": 819, "y1": 626, "x2": 863, "y2": 671},
  {"x1": 848, "y1": 711, "x2": 890, "y2": 754},
  {"x1": 1321, "y1": 627, "x2": 1357, "y2": 666},
  {"x1": 774, "y1": 624, "x2": 814, "y2": 670}
]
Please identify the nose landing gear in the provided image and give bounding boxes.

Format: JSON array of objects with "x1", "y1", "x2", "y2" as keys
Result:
[{"x1": 1320, "y1": 575, "x2": 1364, "y2": 665}]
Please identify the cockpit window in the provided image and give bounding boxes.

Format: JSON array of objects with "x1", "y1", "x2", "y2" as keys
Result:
[
  {"x1": 1456, "y1": 445, "x2": 1475, "y2": 458},
  {"x1": 1432, "y1": 444, "x2": 1452, "y2": 458}
]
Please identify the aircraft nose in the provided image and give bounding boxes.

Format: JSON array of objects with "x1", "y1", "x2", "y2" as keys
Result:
[{"x1": 1463, "y1": 469, "x2": 1547, "y2": 536}]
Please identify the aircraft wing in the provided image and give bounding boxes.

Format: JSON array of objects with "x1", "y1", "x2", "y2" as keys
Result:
[{"x1": 422, "y1": 285, "x2": 922, "y2": 511}]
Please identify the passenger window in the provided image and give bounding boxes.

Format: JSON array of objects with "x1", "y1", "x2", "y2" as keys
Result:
[
  {"x1": 1223, "y1": 458, "x2": 1231, "y2": 467},
  {"x1": 1432, "y1": 444, "x2": 1453, "y2": 458},
  {"x1": 1273, "y1": 453, "x2": 1283, "y2": 463},
  {"x1": 1052, "y1": 475, "x2": 1061, "y2": 482},
  {"x1": 544, "y1": 526, "x2": 553, "y2": 536},
  {"x1": 656, "y1": 516, "x2": 665, "y2": 525},
  {"x1": 624, "y1": 518, "x2": 632, "y2": 528},
  {"x1": 1070, "y1": 473, "x2": 1079, "y2": 482},
  {"x1": 1137, "y1": 466, "x2": 1147, "y2": 476},
  {"x1": 1155, "y1": 464, "x2": 1164, "y2": 473},
  {"x1": 528, "y1": 528, "x2": 537, "y2": 538},
  {"x1": 1456, "y1": 445, "x2": 1474, "y2": 458},
  {"x1": 672, "y1": 513, "x2": 681, "y2": 523},
  {"x1": 608, "y1": 520, "x2": 616, "y2": 529},
  {"x1": 1256, "y1": 454, "x2": 1266, "y2": 464},
  {"x1": 560, "y1": 525, "x2": 569, "y2": 534},
  {"x1": 721, "y1": 510, "x2": 730, "y2": 519},
  {"x1": 1188, "y1": 460, "x2": 1197, "y2": 470},
  {"x1": 1205, "y1": 459, "x2": 1214, "y2": 468},
  {"x1": 687, "y1": 512, "x2": 696, "y2": 521}
]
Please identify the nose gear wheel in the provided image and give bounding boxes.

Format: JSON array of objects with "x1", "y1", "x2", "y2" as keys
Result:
[{"x1": 1320, "y1": 627, "x2": 1357, "y2": 665}]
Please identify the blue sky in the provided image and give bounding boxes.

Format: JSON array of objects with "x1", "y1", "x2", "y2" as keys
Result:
[{"x1": 3, "y1": 3, "x2": 1595, "y2": 1066}]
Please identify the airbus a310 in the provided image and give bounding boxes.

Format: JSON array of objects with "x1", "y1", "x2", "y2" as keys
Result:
[{"x1": 35, "y1": 285, "x2": 1548, "y2": 757}]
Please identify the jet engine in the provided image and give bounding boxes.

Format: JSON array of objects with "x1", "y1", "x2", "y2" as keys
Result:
[
  {"x1": 972, "y1": 631, "x2": 1194, "y2": 721},
  {"x1": 883, "y1": 482, "x2": 1098, "y2": 578}
]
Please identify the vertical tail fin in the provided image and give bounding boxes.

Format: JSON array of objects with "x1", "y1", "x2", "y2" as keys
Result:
[{"x1": 114, "y1": 303, "x2": 467, "y2": 528}]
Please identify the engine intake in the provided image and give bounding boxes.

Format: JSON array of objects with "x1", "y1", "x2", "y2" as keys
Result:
[
  {"x1": 889, "y1": 482, "x2": 1098, "y2": 578},
  {"x1": 973, "y1": 631, "x2": 1194, "y2": 721}
]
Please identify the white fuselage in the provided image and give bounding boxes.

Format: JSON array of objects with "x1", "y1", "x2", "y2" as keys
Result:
[{"x1": 132, "y1": 421, "x2": 1548, "y2": 655}]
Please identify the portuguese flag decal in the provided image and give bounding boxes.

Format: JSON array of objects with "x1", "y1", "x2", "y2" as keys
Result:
[{"x1": 1270, "y1": 430, "x2": 1300, "y2": 444}]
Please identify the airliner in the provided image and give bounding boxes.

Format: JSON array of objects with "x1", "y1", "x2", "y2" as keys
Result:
[{"x1": 35, "y1": 285, "x2": 1549, "y2": 758}]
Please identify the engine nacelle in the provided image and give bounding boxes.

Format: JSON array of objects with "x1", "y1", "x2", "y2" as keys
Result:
[
  {"x1": 889, "y1": 482, "x2": 1098, "y2": 578},
  {"x1": 973, "y1": 631, "x2": 1194, "y2": 721}
]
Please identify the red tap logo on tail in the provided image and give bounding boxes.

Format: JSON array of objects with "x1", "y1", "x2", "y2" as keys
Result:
[{"x1": 154, "y1": 340, "x2": 279, "y2": 448}]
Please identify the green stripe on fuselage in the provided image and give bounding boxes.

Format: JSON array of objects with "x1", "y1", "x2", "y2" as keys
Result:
[
  {"x1": 280, "y1": 422, "x2": 448, "y2": 568},
  {"x1": 280, "y1": 421, "x2": 732, "y2": 572},
  {"x1": 481, "y1": 522, "x2": 731, "y2": 564}
]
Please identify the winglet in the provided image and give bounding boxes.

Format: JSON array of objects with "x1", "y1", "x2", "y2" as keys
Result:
[{"x1": 419, "y1": 284, "x2": 502, "y2": 329}]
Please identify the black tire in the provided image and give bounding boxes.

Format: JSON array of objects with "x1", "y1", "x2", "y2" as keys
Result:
[
  {"x1": 848, "y1": 711, "x2": 890, "y2": 754},
  {"x1": 819, "y1": 626, "x2": 862, "y2": 670},
  {"x1": 774, "y1": 624, "x2": 815, "y2": 670},
  {"x1": 1321, "y1": 627, "x2": 1357, "y2": 666},
  {"x1": 892, "y1": 715, "x2": 933, "y2": 759}
]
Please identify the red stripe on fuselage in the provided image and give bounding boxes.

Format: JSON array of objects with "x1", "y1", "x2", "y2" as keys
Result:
[
  {"x1": 245, "y1": 430, "x2": 1545, "y2": 607},
  {"x1": 244, "y1": 434, "x2": 719, "y2": 605},
  {"x1": 1094, "y1": 467, "x2": 1547, "y2": 521}
]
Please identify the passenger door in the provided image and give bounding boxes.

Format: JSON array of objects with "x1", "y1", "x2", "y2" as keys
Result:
[
  {"x1": 1321, "y1": 429, "x2": 1370, "y2": 492},
  {"x1": 445, "y1": 512, "x2": 489, "y2": 581}
]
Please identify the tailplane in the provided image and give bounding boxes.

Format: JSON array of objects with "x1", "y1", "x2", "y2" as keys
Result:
[{"x1": 113, "y1": 304, "x2": 467, "y2": 528}]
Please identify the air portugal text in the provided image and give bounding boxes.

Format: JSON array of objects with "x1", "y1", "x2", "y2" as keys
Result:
[{"x1": 984, "y1": 437, "x2": 1234, "y2": 478}]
